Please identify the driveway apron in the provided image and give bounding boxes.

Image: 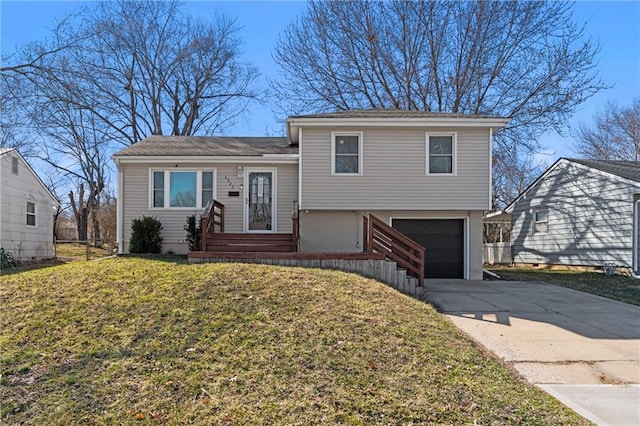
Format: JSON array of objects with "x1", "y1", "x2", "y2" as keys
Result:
[{"x1": 424, "y1": 279, "x2": 640, "y2": 426}]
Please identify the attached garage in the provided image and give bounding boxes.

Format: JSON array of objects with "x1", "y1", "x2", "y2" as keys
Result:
[{"x1": 392, "y1": 219, "x2": 465, "y2": 279}]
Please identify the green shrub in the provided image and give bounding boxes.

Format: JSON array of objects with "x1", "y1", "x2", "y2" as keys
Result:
[
  {"x1": 0, "y1": 248, "x2": 17, "y2": 270},
  {"x1": 184, "y1": 215, "x2": 201, "y2": 251},
  {"x1": 129, "y1": 216, "x2": 163, "y2": 253}
]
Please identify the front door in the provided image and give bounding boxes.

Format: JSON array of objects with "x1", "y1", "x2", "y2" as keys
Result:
[{"x1": 245, "y1": 169, "x2": 276, "y2": 233}]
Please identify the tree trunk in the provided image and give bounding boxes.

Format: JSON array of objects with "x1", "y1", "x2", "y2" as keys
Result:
[{"x1": 69, "y1": 184, "x2": 89, "y2": 242}]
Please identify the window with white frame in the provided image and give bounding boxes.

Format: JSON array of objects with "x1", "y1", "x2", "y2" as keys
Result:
[
  {"x1": 26, "y1": 201, "x2": 36, "y2": 226},
  {"x1": 427, "y1": 133, "x2": 456, "y2": 174},
  {"x1": 12, "y1": 157, "x2": 19, "y2": 175},
  {"x1": 151, "y1": 170, "x2": 216, "y2": 209},
  {"x1": 332, "y1": 132, "x2": 362, "y2": 175},
  {"x1": 534, "y1": 209, "x2": 548, "y2": 234}
]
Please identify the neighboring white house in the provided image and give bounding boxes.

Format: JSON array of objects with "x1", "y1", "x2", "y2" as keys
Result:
[
  {"x1": 506, "y1": 158, "x2": 640, "y2": 273},
  {"x1": 0, "y1": 148, "x2": 59, "y2": 261},
  {"x1": 113, "y1": 110, "x2": 509, "y2": 279}
]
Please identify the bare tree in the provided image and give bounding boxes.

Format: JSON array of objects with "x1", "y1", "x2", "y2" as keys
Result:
[
  {"x1": 1, "y1": 0, "x2": 259, "y2": 243},
  {"x1": 73, "y1": 0, "x2": 260, "y2": 145},
  {"x1": 98, "y1": 192, "x2": 117, "y2": 246},
  {"x1": 573, "y1": 99, "x2": 640, "y2": 161},
  {"x1": 69, "y1": 183, "x2": 90, "y2": 243},
  {"x1": 273, "y1": 0, "x2": 606, "y2": 206}
]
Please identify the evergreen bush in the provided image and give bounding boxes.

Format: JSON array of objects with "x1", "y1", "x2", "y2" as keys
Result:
[
  {"x1": 184, "y1": 215, "x2": 201, "y2": 251},
  {"x1": 0, "y1": 248, "x2": 17, "y2": 270},
  {"x1": 129, "y1": 216, "x2": 163, "y2": 253}
]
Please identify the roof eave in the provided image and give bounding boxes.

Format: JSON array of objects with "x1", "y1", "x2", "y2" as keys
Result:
[
  {"x1": 112, "y1": 154, "x2": 299, "y2": 164},
  {"x1": 286, "y1": 116, "x2": 511, "y2": 144}
]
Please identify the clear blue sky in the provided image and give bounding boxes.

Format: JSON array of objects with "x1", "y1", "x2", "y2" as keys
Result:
[{"x1": 2, "y1": 0, "x2": 639, "y2": 166}]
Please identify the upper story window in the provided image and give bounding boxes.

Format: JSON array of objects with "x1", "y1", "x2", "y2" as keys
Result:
[
  {"x1": 151, "y1": 170, "x2": 216, "y2": 209},
  {"x1": 26, "y1": 201, "x2": 36, "y2": 226},
  {"x1": 332, "y1": 132, "x2": 363, "y2": 175},
  {"x1": 426, "y1": 133, "x2": 456, "y2": 175},
  {"x1": 11, "y1": 157, "x2": 19, "y2": 175},
  {"x1": 534, "y1": 209, "x2": 548, "y2": 234}
]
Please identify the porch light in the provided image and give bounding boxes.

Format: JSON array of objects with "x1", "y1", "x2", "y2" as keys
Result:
[{"x1": 237, "y1": 166, "x2": 244, "y2": 177}]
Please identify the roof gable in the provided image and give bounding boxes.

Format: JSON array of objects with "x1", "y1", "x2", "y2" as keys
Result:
[
  {"x1": 568, "y1": 159, "x2": 640, "y2": 183},
  {"x1": 505, "y1": 158, "x2": 640, "y2": 213},
  {"x1": 1, "y1": 148, "x2": 59, "y2": 204}
]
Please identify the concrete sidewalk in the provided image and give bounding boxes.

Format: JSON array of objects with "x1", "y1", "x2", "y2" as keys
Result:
[{"x1": 424, "y1": 279, "x2": 640, "y2": 426}]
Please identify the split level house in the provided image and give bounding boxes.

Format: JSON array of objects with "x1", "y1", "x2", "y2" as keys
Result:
[
  {"x1": 0, "y1": 148, "x2": 59, "y2": 261},
  {"x1": 113, "y1": 110, "x2": 509, "y2": 280},
  {"x1": 506, "y1": 158, "x2": 640, "y2": 275}
]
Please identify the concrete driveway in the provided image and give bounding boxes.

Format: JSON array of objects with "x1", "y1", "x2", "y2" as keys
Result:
[{"x1": 424, "y1": 279, "x2": 640, "y2": 426}]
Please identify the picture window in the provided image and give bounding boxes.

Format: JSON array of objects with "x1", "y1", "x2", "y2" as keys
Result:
[{"x1": 151, "y1": 170, "x2": 216, "y2": 209}]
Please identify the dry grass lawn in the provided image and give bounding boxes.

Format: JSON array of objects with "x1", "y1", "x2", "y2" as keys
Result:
[
  {"x1": 489, "y1": 267, "x2": 640, "y2": 306},
  {"x1": 55, "y1": 242, "x2": 114, "y2": 261},
  {"x1": 1, "y1": 258, "x2": 589, "y2": 424}
]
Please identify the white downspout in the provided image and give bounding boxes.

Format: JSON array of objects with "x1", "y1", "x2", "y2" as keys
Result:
[
  {"x1": 488, "y1": 128, "x2": 493, "y2": 209},
  {"x1": 116, "y1": 160, "x2": 124, "y2": 254},
  {"x1": 632, "y1": 199, "x2": 640, "y2": 278}
]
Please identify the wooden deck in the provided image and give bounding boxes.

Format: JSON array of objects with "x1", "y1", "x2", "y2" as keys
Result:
[
  {"x1": 194, "y1": 200, "x2": 425, "y2": 295},
  {"x1": 201, "y1": 233, "x2": 295, "y2": 253}
]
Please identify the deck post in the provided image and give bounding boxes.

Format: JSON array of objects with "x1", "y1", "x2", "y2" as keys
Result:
[
  {"x1": 292, "y1": 200, "x2": 300, "y2": 252},
  {"x1": 201, "y1": 216, "x2": 208, "y2": 251},
  {"x1": 218, "y1": 202, "x2": 224, "y2": 233}
]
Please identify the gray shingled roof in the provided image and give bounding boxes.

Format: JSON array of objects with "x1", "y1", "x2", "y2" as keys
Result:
[
  {"x1": 569, "y1": 158, "x2": 640, "y2": 183},
  {"x1": 113, "y1": 135, "x2": 297, "y2": 157},
  {"x1": 288, "y1": 109, "x2": 505, "y2": 120}
]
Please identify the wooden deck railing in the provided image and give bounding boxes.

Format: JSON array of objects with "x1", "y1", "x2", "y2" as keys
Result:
[
  {"x1": 292, "y1": 200, "x2": 300, "y2": 252},
  {"x1": 201, "y1": 199, "x2": 225, "y2": 250},
  {"x1": 363, "y1": 214, "x2": 425, "y2": 286}
]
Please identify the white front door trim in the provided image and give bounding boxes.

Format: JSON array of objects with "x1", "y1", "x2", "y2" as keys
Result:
[{"x1": 244, "y1": 168, "x2": 277, "y2": 233}]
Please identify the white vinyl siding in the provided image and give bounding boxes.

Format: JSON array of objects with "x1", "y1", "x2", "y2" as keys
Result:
[
  {"x1": 511, "y1": 161, "x2": 640, "y2": 267},
  {"x1": 0, "y1": 152, "x2": 57, "y2": 260},
  {"x1": 121, "y1": 162, "x2": 298, "y2": 254},
  {"x1": 300, "y1": 127, "x2": 490, "y2": 210}
]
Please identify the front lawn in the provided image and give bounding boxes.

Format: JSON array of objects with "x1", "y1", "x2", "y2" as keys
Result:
[
  {"x1": 489, "y1": 267, "x2": 640, "y2": 306},
  {"x1": 1, "y1": 258, "x2": 589, "y2": 424},
  {"x1": 55, "y1": 242, "x2": 114, "y2": 261}
]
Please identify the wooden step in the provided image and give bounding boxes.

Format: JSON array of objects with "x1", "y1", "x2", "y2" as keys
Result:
[
  {"x1": 204, "y1": 233, "x2": 294, "y2": 253},
  {"x1": 205, "y1": 233, "x2": 293, "y2": 241},
  {"x1": 206, "y1": 243, "x2": 293, "y2": 253}
]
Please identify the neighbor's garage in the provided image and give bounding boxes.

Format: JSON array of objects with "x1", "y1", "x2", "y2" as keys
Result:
[{"x1": 392, "y1": 219, "x2": 465, "y2": 279}]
